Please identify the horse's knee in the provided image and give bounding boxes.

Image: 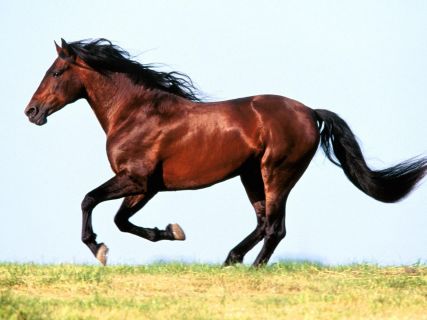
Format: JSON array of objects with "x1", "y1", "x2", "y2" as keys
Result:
[
  {"x1": 114, "y1": 215, "x2": 130, "y2": 232},
  {"x1": 81, "y1": 194, "x2": 96, "y2": 212}
]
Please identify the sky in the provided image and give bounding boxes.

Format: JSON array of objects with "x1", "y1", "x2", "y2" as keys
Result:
[{"x1": 1, "y1": 0, "x2": 426, "y2": 266}]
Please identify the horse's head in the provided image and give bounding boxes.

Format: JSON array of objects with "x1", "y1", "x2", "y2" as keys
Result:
[{"x1": 25, "y1": 39, "x2": 85, "y2": 125}]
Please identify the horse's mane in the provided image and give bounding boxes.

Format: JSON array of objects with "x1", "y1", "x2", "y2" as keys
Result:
[{"x1": 69, "y1": 38, "x2": 202, "y2": 102}]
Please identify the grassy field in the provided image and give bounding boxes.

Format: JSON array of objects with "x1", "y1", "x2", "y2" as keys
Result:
[{"x1": 0, "y1": 262, "x2": 426, "y2": 320}]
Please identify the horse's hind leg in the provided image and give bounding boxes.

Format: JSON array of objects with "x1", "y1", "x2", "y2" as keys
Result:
[
  {"x1": 252, "y1": 190, "x2": 289, "y2": 266},
  {"x1": 252, "y1": 160, "x2": 313, "y2": 267},
  {"x1": 114, "y1": 194, "x2": 186, "y2": 242},
  {"x1": 224, "y1": 168, "x2": 266, "y2": 265}
]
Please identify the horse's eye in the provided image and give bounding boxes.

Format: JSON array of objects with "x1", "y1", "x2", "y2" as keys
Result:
[{"x1": 52, "y1": 71, "x2": 62, "y2": 78}]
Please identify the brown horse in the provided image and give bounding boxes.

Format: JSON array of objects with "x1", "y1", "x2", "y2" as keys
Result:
[{"x1": 25, "y1": 39, "x2": 427, "y2": 266}]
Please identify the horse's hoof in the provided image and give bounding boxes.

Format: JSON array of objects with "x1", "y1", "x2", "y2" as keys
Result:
[
  {"x1": 96, "y1": 243, "x2": 109, "y2": 266},
  {"x1": 168, "y1": 223, "x2": 186, "y2": 240}
]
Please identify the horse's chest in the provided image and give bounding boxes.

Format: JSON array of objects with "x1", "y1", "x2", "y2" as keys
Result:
[{"x1": 106, "y1": 134, "x2": 160, "y2": 175}]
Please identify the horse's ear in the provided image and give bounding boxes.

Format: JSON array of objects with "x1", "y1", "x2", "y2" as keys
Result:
[
  {"x1": 57, "y1": 38, "x2": 75, "y2": 61},
  {"x1": 54, "y1": 41, "x2": 62, "y2": 55}
]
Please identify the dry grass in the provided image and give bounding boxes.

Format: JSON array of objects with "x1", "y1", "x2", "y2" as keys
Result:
[{"x1": 0, "y1": 262, "x2": 426, "y2": 319}]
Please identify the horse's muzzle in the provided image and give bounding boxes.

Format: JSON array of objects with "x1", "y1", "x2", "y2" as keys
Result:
[{"x1": 25, "y1": 105, "x2": 47, "y2": 126}]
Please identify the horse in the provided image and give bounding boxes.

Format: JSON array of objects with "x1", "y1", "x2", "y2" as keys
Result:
[{"x1": 25, "y1": 38, "x2": 427, "y2": 266}]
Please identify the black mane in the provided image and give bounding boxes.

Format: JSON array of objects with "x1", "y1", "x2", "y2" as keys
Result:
[{"x1": 68, "y1": 38, "x2": 202, "y2": 102}]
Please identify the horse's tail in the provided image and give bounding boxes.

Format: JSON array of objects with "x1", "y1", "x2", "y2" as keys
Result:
[{"x1": 314, "y1": 109, "x2": 427, "y2": 203}]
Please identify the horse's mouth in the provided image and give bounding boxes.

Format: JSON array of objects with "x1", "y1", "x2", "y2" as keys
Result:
[
  {"x1": 34, "y1": 116, "x2": 48, "y2": 126},
  {"x1": 28, "y1": 113, "x2": 48, "y2": 126}
]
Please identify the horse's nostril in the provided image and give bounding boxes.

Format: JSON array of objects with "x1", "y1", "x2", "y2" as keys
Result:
[{"x1": 25, "y1": 106, "x2": 38, "y2": 117}]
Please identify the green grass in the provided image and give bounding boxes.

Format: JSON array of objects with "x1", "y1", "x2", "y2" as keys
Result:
[{"x1": 0, "y1": 262, "x2": 426, "y2": 319}]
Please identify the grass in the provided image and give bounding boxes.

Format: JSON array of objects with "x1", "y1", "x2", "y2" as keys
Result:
[{"x1": 0, "y1": 262, "x2": 426, "y2": 319}]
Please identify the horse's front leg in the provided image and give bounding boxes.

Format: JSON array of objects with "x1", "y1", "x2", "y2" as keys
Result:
[
  {"x1": 114, "y1": 194, "x2": 186, "y2": 242},
  {"x1": 80, "y1": 172, "x2": 144, "y2": 265}
]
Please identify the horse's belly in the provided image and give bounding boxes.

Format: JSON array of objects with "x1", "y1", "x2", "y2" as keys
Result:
[{"x1": 161, "y1": 141, "x2": 252, "y2": 190}]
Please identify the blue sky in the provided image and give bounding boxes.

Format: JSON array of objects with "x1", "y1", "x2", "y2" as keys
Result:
[{"x1": 1, "y1": 0, "x2": 426, "y2": 265}]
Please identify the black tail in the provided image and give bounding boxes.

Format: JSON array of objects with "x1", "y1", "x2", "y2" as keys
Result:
[{"x1": 315, "y1": 109, "x2": 427, "y2": 203}]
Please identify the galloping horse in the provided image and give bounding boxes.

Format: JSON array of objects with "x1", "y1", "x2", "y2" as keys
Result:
[{"x1": 25, "y1": 39, "x2": 427, "y2": 266}]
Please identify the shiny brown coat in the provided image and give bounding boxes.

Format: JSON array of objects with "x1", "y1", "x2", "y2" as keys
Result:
[{"x1": 25, "y1": 39, "x2": 427, "y2": 266}]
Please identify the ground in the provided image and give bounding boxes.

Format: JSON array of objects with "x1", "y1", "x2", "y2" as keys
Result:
[{"x1": 0, "y1": 262, "x2": 426, "y2": 319}]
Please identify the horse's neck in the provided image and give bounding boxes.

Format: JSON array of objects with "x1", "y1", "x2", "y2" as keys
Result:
[
  {"x1": 83, "y1": 72, "x2": 149, "y2": 133},
  {"x1": 82, "y1": 72, "x2": 193, "y2": 134}
]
